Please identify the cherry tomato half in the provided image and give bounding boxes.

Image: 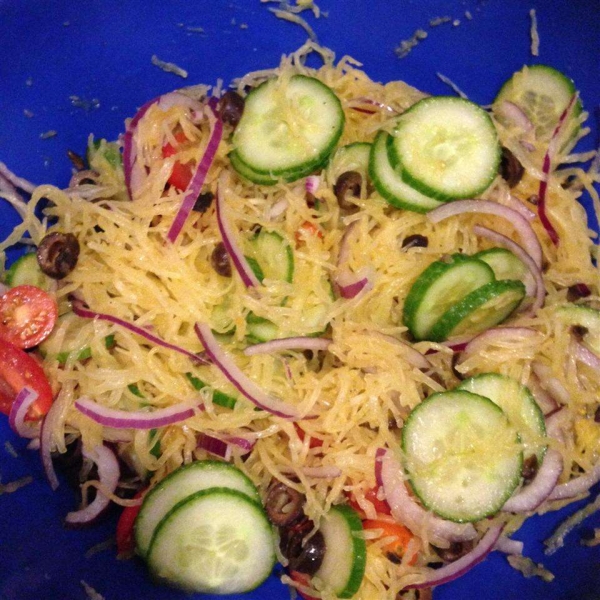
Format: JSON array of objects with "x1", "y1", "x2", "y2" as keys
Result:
[
  {"x1": 0, "y1": 340, "x2": 54, "y2": 417},
  {"x1": 348, "y1": 485, "x2": 392, "y2": 518},
  {"x1": 116, "y1": 490, "x2": 145, "y2": 558},
  {"x1": 162, "y1": 131, "x2": 194, "y2": 191},
  {"x1": 0, "y1": 285, "x2": 58, "y2": 349}
]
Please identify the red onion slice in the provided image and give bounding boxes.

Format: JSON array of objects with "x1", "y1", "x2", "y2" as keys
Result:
[
  {"x1": 39, "y1": 400, "x2": 62, "y2": 491},
  {"x1": 215, "y1": 179, "x2": 261, "y2": 288},
  {"x1": 427, "y1": 200, "x2": 543, "y2": 268},
  {"x1": 504, "y1": 194, "x2": 536, "y2": 221},
  {"x1": 495, "y1": 101, "x2": 534, "y2": 133},
  {"x1": 337, "y1": 220, "x2": 359, "y2": 268},
  {"x1": 8, "y1": 387, "x2": 40, "y2": 439},
  {"x1": 65, "y1": 444, "x2": 120, "y2": 526},
  {"x1": 194, "y1": 323, "x2": 307, "y2": 420},
  {"x1": 376, "y1": 448, "x2": 477, "y2": 544},
  {"x1": 244, "y1": 337, "x2": 331, "y2": 356},
  {"x1": 406, "y1": 523, "x2": 504, "y2": 589},
  {"x1": 71, "y1": 296, "x2": 208, "y2": 365},
  {"x1": 0, "y1": 161, "x2": 37, "y2": 194},
  {"x1": 305, "y1": 175, "x2": 320, "y2": 195},
  {"x1": 531, "y1": 362, "x2": 570, "y2": 405},
  {"x1": 369, "y1": 332, "x2": 432, "y2": 370},
  {"x1": 197, "y1": 433, "x2": 232, "y2": 460},
  {"x1": 166, "y1": 98, "x2": 224, "y2": 243},
  {"x1": 335, "y1": 267, "x2": 373, "y2": 299},
  {"x1": 502, "y1": 449, "x2": 563, "y2": 512},
  {"x1": 527, "y1": 374, "x2": 559, "y2": 416},
  {"x1": 461, "y1": 327, "x2": 542, "y2": 361},
  {"x1": 572, "y1": 339, "x2": 600, "y2": 371},
  {"x1": 345, "y1": 97, "x2": 398, "y2": 115},
  {"x1": 548, "y1": 464, "x2": 600, "y2": 501},
  {"x1": 537, "y1": 93, "x2": 579, "y2": 246},
  {"x1": 495, "y1": 536, "x2": 524, "y2": 555},
  {"x1": 75, "y1": 396, "x2": 204, "y2": 429}
]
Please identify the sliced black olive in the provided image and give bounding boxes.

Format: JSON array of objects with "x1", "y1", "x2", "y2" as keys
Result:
[
  {"x1": 432, "y1": 540, "x2": 474, "y2": 563},
  {"x1": 594, "y1": 406, "x2": 600, "y2": 423},
  {"x1": 67, "y1": 149, "x2": 86, "y2": 171},
  {"x1": 210, "y1": 242, "x2": 232, "y2": 277},
  {"x1": 37, "y1": 232, "x2": 80, "y2": 279},
  {"x1": 500, "y1": 147, "x2": 525, "y2": 188},
  {"x1": 217, "y1": 91, "x2": 245, "y2": 128},
  {"x1": 265, "y1": 481, "x2": 304, "y2": 527},
  {"x1": 334, "y1": 171, "x2": 362, "y2": 210},
  {"x1": 567, "y1": 283, "x2": 592, "y2": 301},
  {"x1": 521, "y1": 454, "x2": 539, "y2": 485},
  {"x1": 193, "y1": 191, "x2": 214, "y2": 213},
  {"x1": 279, "y1": 517, "x2": 325, "y2": 576},
  {"x1": 402, "y1": 234, "x2": 428, "y2": 249}
]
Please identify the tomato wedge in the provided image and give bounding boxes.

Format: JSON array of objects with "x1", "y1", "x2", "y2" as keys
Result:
[
  {"x1": 0, "y1": 341, "x2": 53, "y2": 417},
  {"x1": 116, "y1": 490, "x2": 145, "y2": 558},
  {"x1": 362, "y1": 519, "x2": 417, "y2": 565},
  {"x1": 162, "y1": 131, "x2": 194, "y2": 191},
  {"x1": 348, "y1": 485, "x2": 392, "y2": 518},
  {"x1": 0, "y1": 285, "x2": 58, "y2": 349}
]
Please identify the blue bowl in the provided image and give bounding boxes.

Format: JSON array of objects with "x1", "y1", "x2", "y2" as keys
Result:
[{"x1": 1, "y1": 2, "x2": 599, "y2": 599}]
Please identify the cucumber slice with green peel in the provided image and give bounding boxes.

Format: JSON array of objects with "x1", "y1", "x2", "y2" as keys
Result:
[
  {"x1": 428, "y1": 279, "x2": 526, "y2": 342},
  {"x1": 247, "y1": 230, "x2": 294, "y2": 283},
  {"x1": 314, "y1": 504, "x2": 366, "y2": 598},
  {"x1": 5, "y1": 253, "x2": 51, "y2": 290},
  {"x1": 402, "y1": 390, "x2": 523, "y2": 523},
  {"x1": 327, "y1": 142, "x2": 371, "y2": 184},
  {"x1": 185, "y1": 373, "x2": 238, "y2": 410},
  {"x1": 135, "y1": 460, "x2": 260, "y2": 558},
  {"x1": 473, "y1": 247, "x2": 528, "y2": 282},
  {"x1": 246, "y1": 312, "x2": 279, "y2": 343},
  {"x1": 88, "y1": 137, "x2": 122, "y2": 169},
  {"x1": 403, "y1": 254, "x2": 496, "y2": 340},
  {"x1": 457, "y1": 373, "x2": 547, "y2": 461},
  {"x1": 229, "y1": 150, "x2": 279, "y2": 186},
  {"x1": 556, "y1": 304, "x2": 600, "y2": 354},
  {"x1": 233, "y1": 75, "x2": 344, "y2": 181},
  {"x1": 493, "y1": 64, "x2": 581, "y2": 143},
  {"x1": 38, "y1": 312, "x2": 115, "y2": 364},
  {"x1": 388, "y1": 96, "x2": 500, "y2": 200},
  {"x1": 147, "y1": 487, "x2": 275, "y2": 594},
  {"x1": 369, "y1": 131, "x2": 444, "y2": 213}
]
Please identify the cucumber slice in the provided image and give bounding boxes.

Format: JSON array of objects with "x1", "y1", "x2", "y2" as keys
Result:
[
  {"x1": 369, "y1": 131, "x2": 444, "y2": 213},
  {"x1": 38, "y1": 312, "x2": 115, "y2": 364},
  {"x1": 314, "y1": 504, "x2": 366, "y2": 598},
  {"x1": 5, "y1": 253, "x2": 51, "y2": 290},
  {"x1": 493, "y1": 64, "x2": 581, "y2": 143},
  {"x1": 147, "y1": 488, "x2": 275, "y2": 594},
  {"x1": 233, "y1": 75, "x2": 344, "y2": 180},
  {"x1": 473, "y1": 247, "x2": 528, "y2": 282},
  {"x1": 428, "y1": 279, "x2": 526, "y2": 342},
  {"x1": 556, "y1": 304, "x2": 600, "y2": 354},
  {"x1": 388, "y1": 96, "x2": 500, "y2": 200},
  {"x1": 135, "y1": 460, "x2": 259, "y2": 558},
  {"x1": 247, "y1": 230, "x2": 294, "y2": 283},
  {"x1": 402, "y1": 390, "x2": 522, "y2": 522},
  {"x1": 185, "y1": 373, "x2": 238, "y2": 410},
  {"x1": 245, "y1": 313, "x2": 280, "y2": 343},
  {"x1": 403, "y1": 255, "x2": 495, "y2": 341},
  {"x1": 457, "y1": 373, "x2": 546, "y2": 461},
  {"x1": 327, "y1": 142, "x2": 371, "y2": 184}
]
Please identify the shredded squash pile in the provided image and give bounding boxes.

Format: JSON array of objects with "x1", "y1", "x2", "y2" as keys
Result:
[{"x1": 2, "y1": 42, "x2": 600, "y2": 599}]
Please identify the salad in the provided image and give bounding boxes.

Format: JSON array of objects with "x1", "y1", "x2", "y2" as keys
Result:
[{"x1": 1, "y1": 40, "x2": 600, "y2": 599}]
